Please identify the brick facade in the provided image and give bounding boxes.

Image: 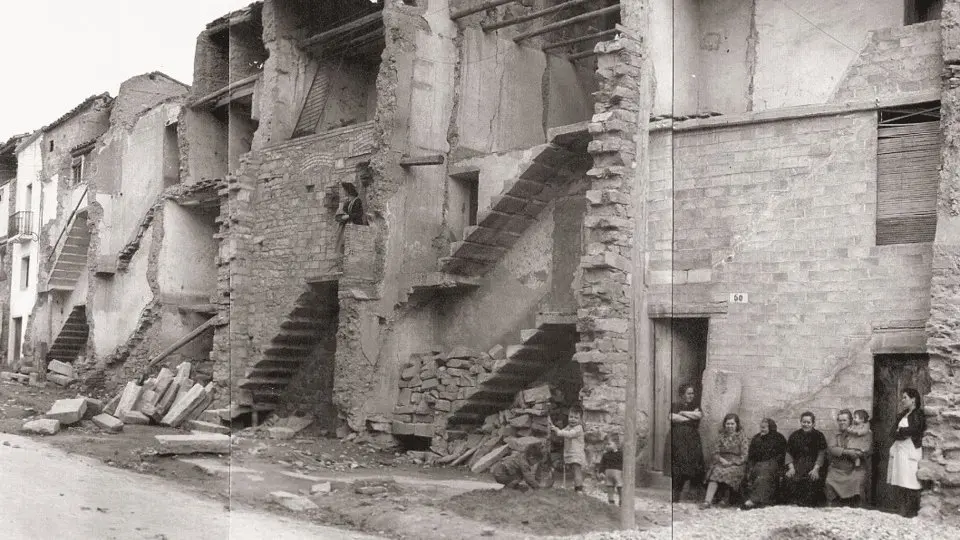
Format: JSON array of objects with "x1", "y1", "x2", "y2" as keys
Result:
[
  {"x1": 647, "y1": 111, "x2": 934, "y2": 449},
  {"x1": 833, "y1": 21, "x2": 943, "y2": 102},
  {"x1": 217, "y1": 123, "x2": 375, "y2": 407}
]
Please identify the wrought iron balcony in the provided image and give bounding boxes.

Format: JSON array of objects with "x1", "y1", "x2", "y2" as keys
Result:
[{"x1": 8, "y1": 211, "x2": 34, "y2": 238}]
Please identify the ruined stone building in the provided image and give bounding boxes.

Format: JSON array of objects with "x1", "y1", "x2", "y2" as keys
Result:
[{"x1": 2, "y1": 0, "x2": 959, "y2": 524}]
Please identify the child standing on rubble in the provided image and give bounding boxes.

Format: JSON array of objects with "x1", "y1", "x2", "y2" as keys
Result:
[{"x1": 550, "y1": 407, "x2": 586, "y2": 493}]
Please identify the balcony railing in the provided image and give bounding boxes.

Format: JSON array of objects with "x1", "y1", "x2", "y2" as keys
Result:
[{"x1": 9, "y1": 211, "x2": 34, "y2": 238}]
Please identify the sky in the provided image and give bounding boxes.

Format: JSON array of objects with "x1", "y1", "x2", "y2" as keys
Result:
[{"x1": 0, "y1": 0, "x2": 256, "y2": 139}]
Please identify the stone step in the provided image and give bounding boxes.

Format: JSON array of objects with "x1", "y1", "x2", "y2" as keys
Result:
[
  {"x1": 475, "y1": 208, "x2": 534, "y2": 235},
  {"x1": 280, "y1": 317, "x2": 323, "y2": 330},
  {"x1": 251, "y1": 389, "x2": 282, "y2": 403},
  {"x1": 520, "y1": 328, "x2": 576, "y2": 346},
  {"x1": 455, "y1": 399, "x2": 511, "y2": 412},
  {"x1": 535, "y1": 312, "x2": 577, "y2": 330},
  {"x1": 245, "y1": 367, "x2": 298, "y2": 379},
  {"x1": 447, "y1": 241, "x2": 505, "y2": 262},
  {"x1": 262, "y1": 345, "x2": 314, "y2": 357},
  {"x1": 439, "y1": 256, "x2": 490, "y2": 276},
  {"x1": 273, "y1": 331, "x2": 321, "y2": 345},
  {"x1": 252, "y1": 356, "x2": 304, "y2": 368},
  {"x1": 239, "y1": 377, "x2": 291, "y2": 389},
  {"x1": 461, "y1": 225, "x2": 520, "y2": 249}
]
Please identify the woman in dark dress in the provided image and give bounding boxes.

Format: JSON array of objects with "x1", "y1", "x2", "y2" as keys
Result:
[
  {"x1": 742, "y1": 418, "x2": 788, "y2": 509},
  {"x1": 668, "y1": 383, "x2": 705, "y2": 502},
  {"x1": 783, "y1": 411, "x2": 828, "y2": 507}
]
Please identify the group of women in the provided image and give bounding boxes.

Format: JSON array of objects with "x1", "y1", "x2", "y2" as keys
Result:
[{"x1": 667, "y1": 383, "x2": 926, "y2": 517}]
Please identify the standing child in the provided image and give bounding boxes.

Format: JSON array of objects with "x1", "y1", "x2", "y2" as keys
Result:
[
  {"x1": 849, "y1": 409, "x2": 874, "y2": 505},
  {"x1": 550, "y1": 407, "x2": 586, "y2": 493},
  {"x1": 598, "y1": 433, "x2": 624, "y2": 505}
]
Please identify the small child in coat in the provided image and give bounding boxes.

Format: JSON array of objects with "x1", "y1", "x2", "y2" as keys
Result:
[
  {"x1": 550, "y1": 407, "x2": 587, "y2": 493},
  {"x1": 598, "y1": 433, "x2": 624, "y2": 505}
]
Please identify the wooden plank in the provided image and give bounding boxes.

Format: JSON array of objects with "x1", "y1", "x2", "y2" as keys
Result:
[
  {"x1": 451, "y1": 0, "x2": 518, "y2": 20},
  {"x1": 399, "y1": 154, "x2": 446, "y2": 167},
  {"x1": 543, "y1": 29, "x2": 618, "y2": 51},
  {"x1": 482, "y1": 0, "x2": 594, "y2": 32},
  {"x1": 300, "y1": 11, "x2": 383, "y2": 49},
  {"x1": 513, "y1": 4, "x2": 621, "y2": 42}
]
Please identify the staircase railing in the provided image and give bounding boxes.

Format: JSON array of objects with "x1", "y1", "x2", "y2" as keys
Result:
[{"x1": 47, "y1": 185, "x2": 88, "y2": 263}]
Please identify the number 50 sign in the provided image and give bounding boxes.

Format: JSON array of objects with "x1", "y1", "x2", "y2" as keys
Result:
[{"x1": 729, "y1": 293, "x2": 748, "y2": 303}]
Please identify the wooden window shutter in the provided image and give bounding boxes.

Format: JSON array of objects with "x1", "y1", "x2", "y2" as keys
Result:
[
  {"x1": 291, "y1": 69, "x2": 331, "y2": 138},
  {"x1": 876, "y1": 120, "x2": 940, "y2": 245}
]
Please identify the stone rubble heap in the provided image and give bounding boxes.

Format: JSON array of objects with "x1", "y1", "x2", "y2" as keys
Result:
[
  {"x1": 548, "y1": 506, "x2": 955, "y2": 540},
  {"x1": 390, "y1": 346, "x2": 501, "y2": 439}
]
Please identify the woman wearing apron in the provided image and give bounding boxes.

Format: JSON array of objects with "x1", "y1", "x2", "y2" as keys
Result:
[{"x1": 887, "y1": 388, "x2": 925, "y2": 518}]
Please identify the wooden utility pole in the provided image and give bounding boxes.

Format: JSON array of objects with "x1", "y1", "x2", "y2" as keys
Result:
[{"x1": 619, "y1": 18, "x2": 652, "y2": 530}]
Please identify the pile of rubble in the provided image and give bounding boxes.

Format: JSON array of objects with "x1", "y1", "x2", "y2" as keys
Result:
[
  {"x1": 45, "y1": 360, "x2": 78, "y2": 386},
  {"x1": 433, "y1": 383, "x2": 566, "y2": 476},
  {"x1": 21, "y1": 395, "x2": 108, "y2": 435},
  {"x1": 104, "y1": 361, "x2": 215, "y2": 429},
  {"x1": 391, "y1": 346, "x2": 502, "y2": 438},
  {"x1": 19, "y1": 361, "x2": 228, "y2": 455}
]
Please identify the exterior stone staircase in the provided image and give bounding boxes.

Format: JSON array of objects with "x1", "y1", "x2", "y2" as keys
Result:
[
  {"x1": 46, "y1": 212, "x2": 90, "y2": 291},
  {"x1": 46, "y1": 305, "x2": 89, "y2": 363},
  {"x1": 440, "y1": 144, "x2": 583, "y2": 275},
  {"x1": 396, "y1": 272, "x2": 482, "y2": 308},
  {"x1": 446, "y1": 312, "x2": 577, "y2": 429},
  {"x1": 238, "y1": 281, "x2": 338, "y2": 407}
]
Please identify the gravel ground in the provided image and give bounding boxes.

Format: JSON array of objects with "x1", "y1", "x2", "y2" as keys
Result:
[{"x1": 548, "y1": 504, "x2": 958, "y2": 540}]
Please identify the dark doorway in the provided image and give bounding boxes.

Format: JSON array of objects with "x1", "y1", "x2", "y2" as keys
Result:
[
  {"x1": 11, "y1": 317, "x2": 22, "y2": 364},
  {"x1": 652, "y1": 317, "x2": 709, "y2": 473},
  {"x1": 871, "y1": 353, "x2": 931, "y2": 512}
]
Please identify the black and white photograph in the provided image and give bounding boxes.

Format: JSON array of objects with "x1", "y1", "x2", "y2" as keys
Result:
[{"x1": 0, "y1": 1, "x2": 957, "y2": 539}]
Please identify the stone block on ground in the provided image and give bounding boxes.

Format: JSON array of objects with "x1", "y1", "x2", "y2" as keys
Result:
[
  {"x1": 104, "y1": 393, "x2": 121, "y2": 416},
  {"x1": 47, "y1": 360, "x2": 74, "y2": 378},
  {"x1": 470, "y1": 444, "x2": 511, "y2": 473},
  {"x1": 278, "y1": 414, "x2": 314, "y2": 434},
  {"x1": 267, "y1": 427, "x2": 297, "y2": 440},
  {"x1": 79, "y1": 397, "x2": 104, "y2": 419},
  {"x1": 310, "y1": 482, "x2": 332, "y2": 494},
  {"x1": 45, "y1": 398, "x2": 88, "y2": 425},
  {"x1": 155, "y1": 433, "x2": 231, "y2": 455},
  {"x1": 355, "y1": 485, "x2": 388, "y2": 495},
  {"x1": 47, "y1": 374, "x2": 75, "y2": 387},
  {"x1": 447, "y1": 346, "x2": 479, "y2": 359},
  {"x1": 92, "y1": 414, "x2": 124, "y2": 433},
  {"x1": 22, "y1": 419, "x2": 60, "y2": 435},
  {"x1": 269, "y1": 491, "x2": 318, "y2": 512},
  {"x1": 121, "y1": 411, "x2": 151, "y2": 425},
  {"x1": 115, "y1": 382, "x2": 143, "y2": 419},
  {"x1": 187, "y1": 419, "x2": 230, "y2": 435},
  {"x1": 160, "y1": 383, "x2": 206, "y2": 427}
]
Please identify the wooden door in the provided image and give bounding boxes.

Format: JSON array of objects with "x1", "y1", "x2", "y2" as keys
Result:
[
  {"x1": 652, "y1": 318, "x2": 708, "y2": 473},
  {"x1": 871, "y1": 354, "x2": 931, "y2": 512}
]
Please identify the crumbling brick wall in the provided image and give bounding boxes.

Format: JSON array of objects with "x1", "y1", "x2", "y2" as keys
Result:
[
  {"x1": 919, "y1": 0, "x2": 960, "y2": 523},
  {"x1": 574, "y1": 36, "x2": 645, "y2": 462},
  {"x1": 833, "y1": 21, "x2": 943, "y2": 102},
  {"x1": 220, "y1": 123, "x2": 375, "y2": 408}
]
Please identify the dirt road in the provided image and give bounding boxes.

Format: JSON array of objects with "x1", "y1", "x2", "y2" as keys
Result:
[{"x1": 0, "y1": 433, "x2": 383, "y2": 540}]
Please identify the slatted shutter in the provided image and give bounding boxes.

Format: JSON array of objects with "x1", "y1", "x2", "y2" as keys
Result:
[
  {"x1": 291, "y1": 69, "x2": 330, "y2": 138},
  {"x1": 876, "y1": 120, "x2": 940, "y2": 245}
]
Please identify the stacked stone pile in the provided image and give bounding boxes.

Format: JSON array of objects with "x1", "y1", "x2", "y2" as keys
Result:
[{"x1": 391, "y1": 346, "x2": 499, "y2": 439}]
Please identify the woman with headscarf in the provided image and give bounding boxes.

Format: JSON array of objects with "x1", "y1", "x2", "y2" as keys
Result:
[
  {"x1": 742, "y1": 418, "x2": 787, "y2": 509},
  {"x1": 782, "y1": 411, "x2": 827, "y2": 507},
  {"x1": 887, "y1": 388, "x2": 926, "y2": 518},
  {"x1": 667, "y1": 383, "x2": 705, "y2": 503},
  {"x1": 825, "y1": 409, "x2": 872, "y2": 507},
  {"x1": 701, "y1": 413, "x2": 749, "y2": 509}
]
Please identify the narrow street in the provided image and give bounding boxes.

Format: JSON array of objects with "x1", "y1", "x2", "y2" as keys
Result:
[{"x1": 0, "y1": 433, "x2": 382, "y2": 540}]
